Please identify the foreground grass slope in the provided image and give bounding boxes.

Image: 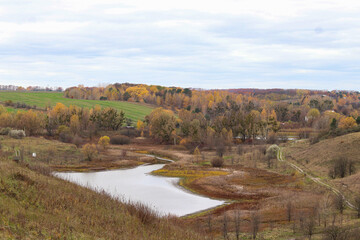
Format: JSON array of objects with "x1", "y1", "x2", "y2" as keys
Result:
[
  {"x1": 0, "y1": 91, "x2": 153, "y2": 122},
  {"x1": 0, "y1": 157, "x2": 204, "y2": 239}
]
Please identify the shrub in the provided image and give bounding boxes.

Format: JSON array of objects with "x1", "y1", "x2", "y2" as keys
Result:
[
  {"x1": 8, "y1": 129, "x2": 26, "y2": 139},
  {"x1": 216, "y1": 142, "x2": 226, "y2": 157},
  {"x1": 4, "y1": 100, "x2": 13, "y2": 106},
  {"x1": 329, "y1": 157, "x2": 356, "y2": 179},
  {"x1": 81, "y1": 143, "x2": 98, "y2": 161},
  {"x1": 72, "y1": 135, "x2": 83, "y2": 148},
  {"x1": 98, "y1": 136, "x2": 110, "y2": 150},
  {"x1": 266, "y1": 145, "x2": 279, "y2": 159},
  {"x1": 58, "y1": 125, "x2": 72, "y2": 143},
  {"x1": 110, "y1": 135, "x2": 130, "y2": 145},
  {"x1": 125, "y1": 200, "x2": 160, "y2": 225},
  {"x1": 119, "y1": 128, "x2": 140, "y2": 137},
  {"x1": 211, "y1": 157, "x2": 224, "y2": 168},
  {"x1": 0, "y1": 127, "x2": 11, "y2": 135},
  {"x1": 309, "y1": 136, "x2": 320, "y2": 145}
]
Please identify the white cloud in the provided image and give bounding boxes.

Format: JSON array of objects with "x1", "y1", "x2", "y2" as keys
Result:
[{"x1": 0, "y1": 0, "x2": 359, "y2": 89}]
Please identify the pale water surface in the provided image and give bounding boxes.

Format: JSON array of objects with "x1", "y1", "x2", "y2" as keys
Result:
[{"x1": 54, "y1": 164, "x2": 224, "y2": 216}]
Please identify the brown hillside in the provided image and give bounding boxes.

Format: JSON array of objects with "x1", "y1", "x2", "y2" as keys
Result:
[{"x1": 285, "y1": 132, "x2": 360, "y2": 194}]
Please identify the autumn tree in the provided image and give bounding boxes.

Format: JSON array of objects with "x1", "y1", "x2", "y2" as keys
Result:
[
  {"x1": 137, "y1": 120, "x2": 145, "y2": 137},
  {"x1": 98, "y1": 136, "x2": 110, "y2": 151},
  {"x1": 146, "y1": 108, "x2": 176, "y2": 143},
  {"x1": 0, "y1": 112, "x2": 14, "y2": 128},
  {"x1": 307, "y1": 108, "x2": 320, "y2": 126},
  {"x1": 125, "y1": 86, "x2": 149, "y2": 102},
  {"x1": 90, "y1": 107, "x2": 125, "y2": 130},
  {"x1": 338, "y1": 117, "x2": 357, "y2": 129},
  {"x1": 15, "y1": 110, "x2": 44, "y2": 136},
  {"x1": 82, "y1": 143, "x2": 98, "y2": 161},
  {"x1": 193, "y1": 146, "x2": 201, "y2": 163},
  {"x1": 70, "y1": 114, "x2": 80, "y2": 135}
]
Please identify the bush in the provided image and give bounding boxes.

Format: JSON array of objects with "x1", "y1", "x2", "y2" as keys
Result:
[
  {"x1": 266, "y1": 145, "x2": 279, "y2": 159},
  {"x1": 119, "y1": 128, "x2": 140, "y2": 138},
  {"x1": 4, "y1": 100, "x2": 13, "y2": 106},
  {"x1": 309, "y1": 136, "x2": 320, "y2": 145},
  {"x1": 82, "y1": 143, "x2": 98, "y2": 161},
  {"x1": 110, "y1": 135, "x2": 130, "y2": 145},
  {"x1": 8, "y1": 129, "x2": 26, "y2": 139},
  {"x1": 72, "y1": 135, "x2": 83, "y2": 148},
  {"x1": 98, "y1": 136, "x2": 110, "y2": 150},
  {"x1": 329, "y1": 157, "x2": 355, "y2": 179},
  {"x1": 58, "y1": 125, "x2": 72, "y2": 143},
  {"x1": 125, "y1": 200, "x2": 159, "y2": 225},
  {"x1": 216, "y1": 142, "x2": 226, "y2": 157},
  {"x1": 211, "y1": 157, "x2": 224, "y2": 167},
  {"x1": 0, "y1": 127, "x2": 11, "y2": 135}
]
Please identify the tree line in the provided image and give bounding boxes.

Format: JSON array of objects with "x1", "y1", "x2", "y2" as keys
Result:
[
  {"x1": 0, "y1": 103, "x2": 125, "y2": 139},
  {"x1": 64, "y1": 83, "x2": 360, "y2": 134}
]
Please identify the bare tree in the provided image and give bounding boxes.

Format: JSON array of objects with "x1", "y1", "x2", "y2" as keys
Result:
[
  {"x1": 223, "y1": 213, "x2": 228, "y2": 239},
  {"x1": 235, "y1": 210, "x2": 241, "y2": 240},
  {"x1": 207, "y1": 214, "x2": 212, "y2": 233},
  {"x1": 333, "y1": 195, "x2": 345, "y2": 215},
  {"x1": 323, "y1": 225, "x2": 350, "y2": 240},
  {"x1": 330, "y1": 157, "x2": 355, "y2": 179},
  {"x1": 250, "y1": 211, "x2": 261, "y2": 240},
  {"x1": 355, "y1": 196, "x2": 360, "y2": 219},
  {"x1": 320, "y1": 194, "x2": 333, "y2": 228},
  {"x1": 216, "y1": 142, "x2": 226, "y2": 157},
  {"x1": 236, "y1": 145, "x2": 244, "y2": 155},
  {"x1": 301, "y1": 214, "x2": 316, "y2": 240},
  {"x1": 286, "y1": 200, "x2": 293, "y2": 222},
  {"x1": 348, "y1": 159, "x2": 356, "y2": 176}
]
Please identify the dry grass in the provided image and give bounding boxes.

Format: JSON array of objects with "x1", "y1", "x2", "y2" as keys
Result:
[
  {"x1": 0, "y1": 157, "x2": 206, "y2": 239},
  {"x1": 285, "y1": 132, "x2": 360, "y2": 176},
  {"x1": 0, "y1": 136, "x2": 156, "y2": 172},
  {"x1": 284, "y1": 132, "x2": 360, "y2": 194}
]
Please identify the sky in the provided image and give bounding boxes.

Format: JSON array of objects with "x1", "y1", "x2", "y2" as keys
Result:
[{"x1": 0, "y1": 0, "x2": 359, "y2": 90}]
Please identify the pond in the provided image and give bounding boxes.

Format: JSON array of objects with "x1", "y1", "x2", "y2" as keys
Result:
[{"x1": 54, "y1": 163, "x2": 225, "y2": 216}]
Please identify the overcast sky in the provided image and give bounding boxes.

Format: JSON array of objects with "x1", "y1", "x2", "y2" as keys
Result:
[{"x1": 0, "y1": 0, "x2": 359, "y2": 90}]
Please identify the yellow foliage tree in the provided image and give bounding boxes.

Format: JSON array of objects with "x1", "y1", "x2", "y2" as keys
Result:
[
  {"x1": 70, "y1": 114, "x2": 80, "y2": 134},
  {"x1": 137, "y1": 120, "x2": 145, "y2": 137},
  {"x1": 15, "y1": 110, "x2": 44, "y2": 136},
  {"x1": 126, "y1": 86, "x2": 149, "y2": 102},
  {"x1": 338, "y1": 117, "x2": 357, "y2": 129},
  {"x1": 0, "y1": 112, "x2": 13, "y2": 128},
  {"x1": 193, "y1": 146, "x2": 201, "y2": 163},
  {"x1": 98, "y1": 136, "x2": 110, "y2": 151}
]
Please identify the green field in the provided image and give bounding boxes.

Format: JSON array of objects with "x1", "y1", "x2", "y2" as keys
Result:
[{"x1": 0, "y1": 91, "x2": 154, "y2": 122}]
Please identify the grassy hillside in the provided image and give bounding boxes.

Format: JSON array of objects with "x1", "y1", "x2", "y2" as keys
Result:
[
  {"x1": 0, "y1": 156, "x2": 204, "y2": 239},
  {"x1": 0, "y1": 91, "x2": 154, "y2": 122},
  {"x1": 285, "y1": 132, "x2": 360, "y2": 194}
]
